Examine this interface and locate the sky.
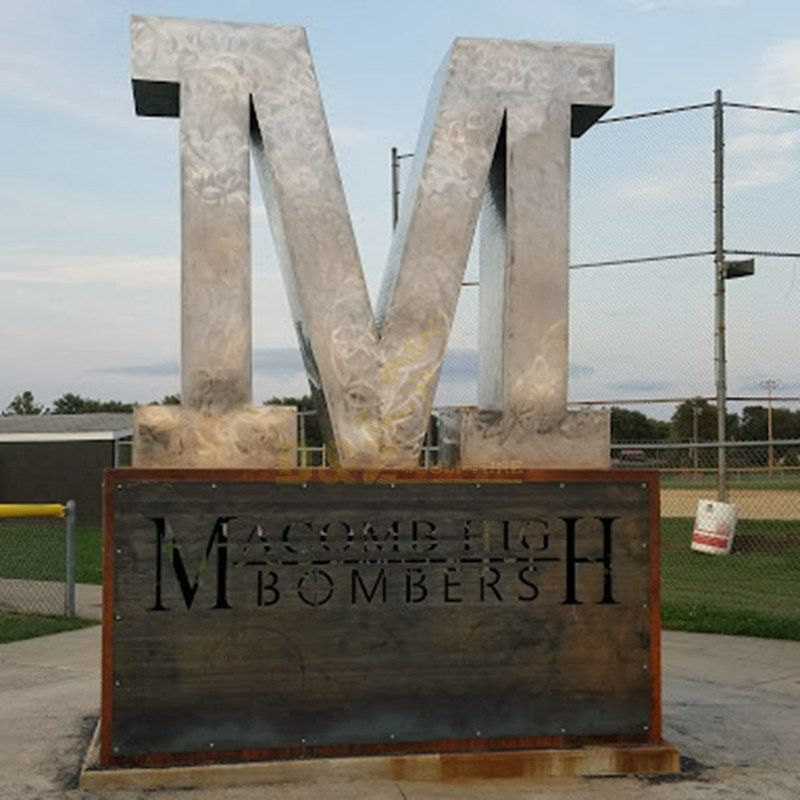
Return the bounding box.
[1,0,798,415]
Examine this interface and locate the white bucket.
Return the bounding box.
[691,499,739,555]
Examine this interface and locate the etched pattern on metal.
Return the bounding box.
[133,405,297,468]
[131,17,613,469]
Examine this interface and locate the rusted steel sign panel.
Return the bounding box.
[101,470,660,766]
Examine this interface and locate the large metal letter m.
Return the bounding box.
[131,16,613,470]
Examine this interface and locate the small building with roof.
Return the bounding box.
[0,413,132,527]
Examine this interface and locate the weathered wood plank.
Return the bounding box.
[104,470,657,764]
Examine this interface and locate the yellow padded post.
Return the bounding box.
[0,504,65,519]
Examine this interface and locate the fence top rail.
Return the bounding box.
[724,100,800,115]
[597,101,714,123]
[571,396,800,405]
[594,99,800,125]
[0,503,65,520]
[612,439,800,451]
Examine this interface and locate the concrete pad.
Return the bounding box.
[661,488,800,519]
[75,583,102,621]
[0,627,99,797]
[80,742,680,789]
[0,628,798,799]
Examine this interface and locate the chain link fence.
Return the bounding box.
[391,97,800,410]
[0,502,76,617]
[611,440,800,637]
[373,94,800,636]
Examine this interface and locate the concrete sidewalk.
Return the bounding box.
[0,628,798,799]
[75,583,102,621]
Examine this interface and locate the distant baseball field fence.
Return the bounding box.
[0,500,76,617]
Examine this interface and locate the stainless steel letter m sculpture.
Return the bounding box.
[131,15,613,470]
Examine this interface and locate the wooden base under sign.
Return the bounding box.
[79,724,680,790]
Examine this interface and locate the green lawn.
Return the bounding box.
[661,602,800,640]
[661,474,800,491]
[0,524,102,585]
[75,529,103,584]
[0,610,96,644]
[0,520,102,643]
[661,517,800,640]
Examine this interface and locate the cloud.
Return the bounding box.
[439,350,595,381]
[620,0,737,10]
[606,38,800,207]
[754,38,800,108]
[736,376,800,394]
[610,118,800,207]
[609,378,672,394]
[570,364,596,379]
[440,349,478,379]
[254,348,305,376]
[91,347,595,387]
[92,361,178,377]
[717,38,800,192]
[612,168,708,204]
[0,251,178,288]
[0,2,160,136]
[330,124,385,148]
[93,348,303,379]
[726,129,800,189]
[0,55,136,134]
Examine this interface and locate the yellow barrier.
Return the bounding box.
[0,503,65,520]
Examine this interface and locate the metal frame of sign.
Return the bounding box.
[100,468,662,768]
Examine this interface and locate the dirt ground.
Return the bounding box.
[661,488,800,520]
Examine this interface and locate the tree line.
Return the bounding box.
[5,391,799,445]
[3,390,179,416]
[612,398,800,443]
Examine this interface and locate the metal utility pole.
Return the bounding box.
[390,147,414,229]
[713,89,729,502]
[761,379,779,472]
[65,499,76,617]
[391,147,400,228]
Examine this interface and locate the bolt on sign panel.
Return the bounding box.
[102,470,659,766]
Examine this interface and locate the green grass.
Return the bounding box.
[74,528,102,584]
[662,602,800,640]
[661,517,800,640]
[0,610,96,644]
[661,474,800,491]
[1,517,798,640]
[0,524,102,585]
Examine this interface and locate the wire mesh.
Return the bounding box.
[571,255,716,404]
[614,440,800,634]
[380,98,800,634]
[572,104,714,266]
[396,99,800,413]
[725,104,800,256]
[0,514,68,616]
